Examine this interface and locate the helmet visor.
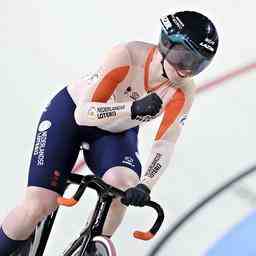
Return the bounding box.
[159,31,210,76]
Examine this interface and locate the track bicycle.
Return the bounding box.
[12,173,164,256]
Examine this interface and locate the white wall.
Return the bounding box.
[1,0,256,255]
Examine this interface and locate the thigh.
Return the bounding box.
[83,127,142,178]
[28,88,81,195]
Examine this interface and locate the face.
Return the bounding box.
[159,33,210,78]
[163,58,191,81]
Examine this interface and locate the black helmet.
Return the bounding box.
[159,11,219,76]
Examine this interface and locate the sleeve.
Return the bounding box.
[141,86,195,190]
[74,44,132,126]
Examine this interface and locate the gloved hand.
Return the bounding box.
[131,93,163,120]
[121,183,151,207]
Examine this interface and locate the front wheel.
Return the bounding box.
[91,236,117,256]
[74,236,117,256]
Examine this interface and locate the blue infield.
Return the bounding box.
[206,211,256,255]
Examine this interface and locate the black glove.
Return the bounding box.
[121,184,151,207]
[131,93,163,120]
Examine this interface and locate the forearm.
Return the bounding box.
[74,101,132,126]
[141,140,175,190]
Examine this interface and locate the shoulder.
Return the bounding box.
[102,43,131,66]
[101,40,157,68]
[126,40,156,51]
[164,78,196,114]
[125,41,156,66]
[177,78,197,104]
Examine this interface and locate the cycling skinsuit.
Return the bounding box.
[28,41,195,194]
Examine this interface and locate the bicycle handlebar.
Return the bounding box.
[57,174,164,241]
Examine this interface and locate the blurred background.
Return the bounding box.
[1,0,256,255]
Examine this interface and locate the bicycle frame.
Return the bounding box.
[62,175,117,256]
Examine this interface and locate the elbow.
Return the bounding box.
[74,107,95,126]
[74,107,84,125]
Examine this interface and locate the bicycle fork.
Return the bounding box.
[64,193,113,256]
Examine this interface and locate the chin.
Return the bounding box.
[163,62,179,81]
[166,69,181,81]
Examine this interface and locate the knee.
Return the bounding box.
[102,166,140,191]
[22,187,58,223]
[23,200,53,222]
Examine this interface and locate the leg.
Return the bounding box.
[2,187,58,240]
[101,166,139,236]
[83,127,141,237]
[0,88,81,254]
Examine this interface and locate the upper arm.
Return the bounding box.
[155,87,194,142]
[90,44,131,103]
[74,44,133,126]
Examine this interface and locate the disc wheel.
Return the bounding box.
[74,236,117,256]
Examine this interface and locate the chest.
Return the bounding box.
[112,66,146,102]
[112,66,172,103]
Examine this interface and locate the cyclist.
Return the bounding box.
[0,11,218,254]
